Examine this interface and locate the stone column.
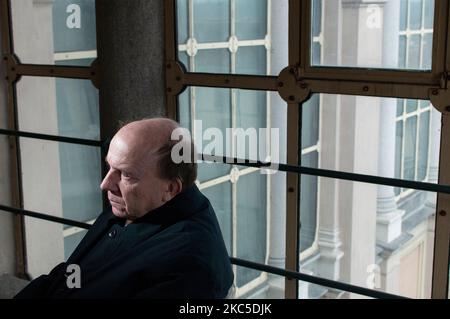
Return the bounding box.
[376,0,404,246]
[315,0,344,287]
[96,0,166,139]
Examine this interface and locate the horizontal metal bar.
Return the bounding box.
[183,72,279,91]
[230,257,407,299]
[199,154,450,194]
[15,64,94,80]
[0,129,102,147]
[0,204,91,229]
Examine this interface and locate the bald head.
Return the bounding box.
[114,118,181,159]
[101,118,197,222]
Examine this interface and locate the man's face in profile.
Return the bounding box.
[100,133,170,222]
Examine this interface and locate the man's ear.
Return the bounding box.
[163,178,183,202]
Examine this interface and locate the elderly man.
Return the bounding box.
[15,118,234,298]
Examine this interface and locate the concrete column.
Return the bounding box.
[266,0,288,299]
[96,0,166,139]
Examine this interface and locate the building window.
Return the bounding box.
[395,0,434,197]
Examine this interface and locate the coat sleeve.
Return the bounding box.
[13,262,67,299]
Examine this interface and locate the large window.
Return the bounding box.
[171,0,449,299]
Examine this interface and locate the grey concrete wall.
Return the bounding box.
[96,0,166,138]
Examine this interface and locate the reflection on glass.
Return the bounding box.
[235,0,267,41]
[11,0,96,66]
[236,173,267,288]
[301,94,439,188]
[236,46,266,76]
[16,76,99,140]
[311,0,435,70]
[201,182,232,253]
[299,177,436,298]
[176,0,287,76]
[194,0,229,43]
[300,152,318,253]
[196,49,230,73]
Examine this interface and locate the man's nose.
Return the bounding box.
[100,170,118,192]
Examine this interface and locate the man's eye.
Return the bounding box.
[121,172,131,178]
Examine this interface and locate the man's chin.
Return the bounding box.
[111,206,127,218]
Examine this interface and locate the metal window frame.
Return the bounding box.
[165,0,450,299]
[0,0,100,279]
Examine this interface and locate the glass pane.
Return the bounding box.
[64,229,88,260]
[53,0,96,53]
[235,90,266,161]
[302,94,320,149]
[404,116,418,181]
[302,94,440,185]
[397,99,405,117]
[409,0,423,30]
[400,0,408,31]
[424,0,435,29]
[177,0,288,76]
[195,49,230,73]
[417,111,430,181]
[420,100,431,109]
[11,0,96,66]
[236,172,267,288]
[194,0,229,43]
[20,138,102,224]
[408,34,422,69]
[15,76,99,140]
[399,36,407,68]
[299,177,437,298]
[59,143,102,224]
[235,0,267,41]
[422,33,433,69]
[196,87,231,181]
[236,46,266,76]
[179,51,190,72]
[300,152,318,253]
[312,0,322,37]
[201,182,232,253]
[312,42,322,66]
[312,0,434,70]
[177,0,189,45]
[406,99,418,113]
[178,88,191,130]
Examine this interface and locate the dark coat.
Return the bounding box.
[14,185,234,299]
